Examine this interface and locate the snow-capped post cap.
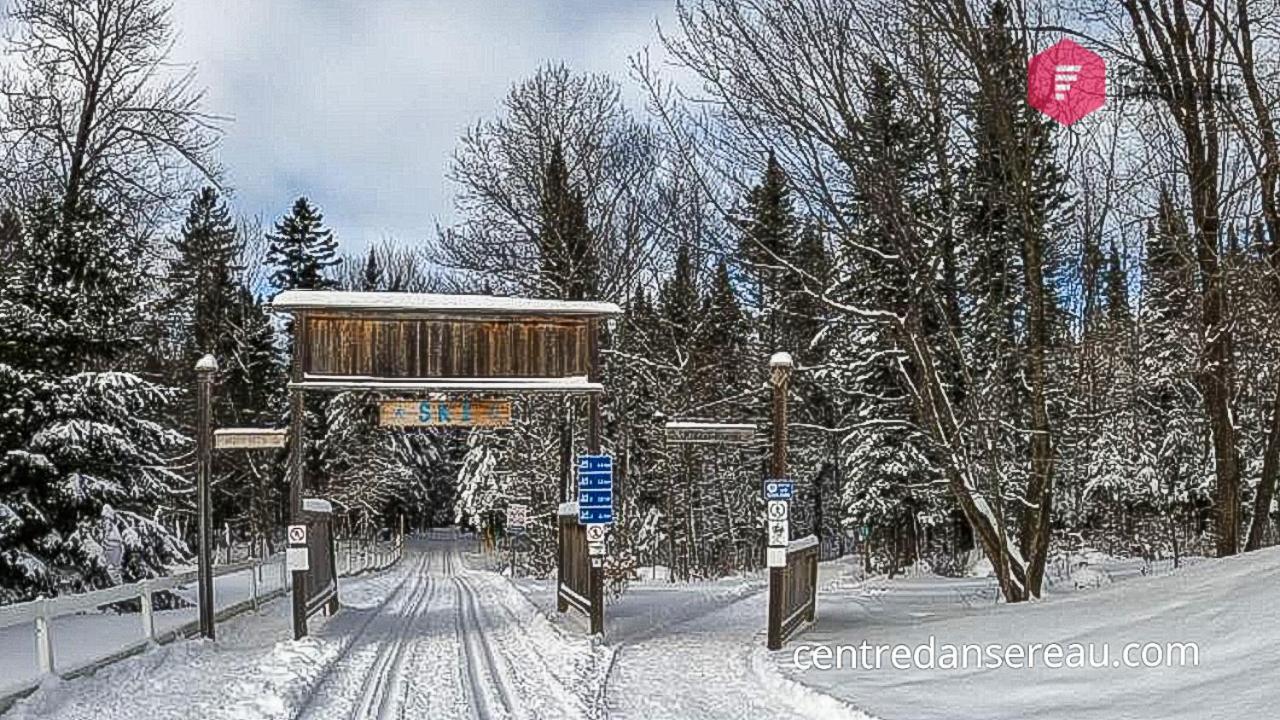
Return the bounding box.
[194,354,218,373]
[769,352,794,369]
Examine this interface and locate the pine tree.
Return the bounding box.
[167,187,241,358]
[738,150,796,351]
[694,260,747,410]
[266,197,341,292]
[834,61,948,571]
[538,143,596,300]
[0,200,187,601]
[360,245,383,291]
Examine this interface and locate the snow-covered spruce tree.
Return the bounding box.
[736,150,796,355]
[0,200,188,601]
[266,197,341,293]
[1131,194,1210,561]
[835,62,949,574]
[165,187,242,364]
[267,197,341,515]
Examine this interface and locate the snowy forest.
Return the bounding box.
[4,0,1280,607]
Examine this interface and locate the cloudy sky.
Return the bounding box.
[169,0,675,253]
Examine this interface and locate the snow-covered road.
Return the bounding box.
[4,534,605,720]
[294,538,600,720]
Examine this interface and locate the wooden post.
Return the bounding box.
[586,318,604,636]
[289,311,309,640]
[195,354,217,641]
[34,596,54,675]
[140,585,156,642]
[767,351,792,651]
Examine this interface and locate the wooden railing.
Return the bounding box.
[0,554,288,710]
[335,535,405,577]
[768,534,819,649]
[557,503,602,633]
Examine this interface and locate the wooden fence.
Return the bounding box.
[0,554,289,711]
[767,535,819,649]
[556,504,603,633]
[301,503,339,621]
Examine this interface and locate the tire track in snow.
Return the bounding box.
[356,556,435,720]
[452,547,524,720]
[294,551,433,720]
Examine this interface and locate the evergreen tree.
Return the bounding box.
[360,245,383,291]
[167,187,241,358]
[538,143,597,300]
[738,150,796,351]
[693,260,747,410]
[266,197,341,292]
[0,200,187,601]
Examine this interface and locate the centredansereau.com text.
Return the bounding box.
[792,637,1200,671]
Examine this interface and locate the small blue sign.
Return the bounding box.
[763,479,794,500]
[579,474,612,490]
[578,454,614,525]
[578,507,614,524]
[578,489,613,506]
[578,455,613,472]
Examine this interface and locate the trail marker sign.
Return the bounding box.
[764,480,794,500]
[577,454,613,525]
[287,524,309,571]
[664,421,756,445]
[214,428,287,450]
[506,503,529,533]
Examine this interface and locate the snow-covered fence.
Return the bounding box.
[335,534,405,577]
[0,554,288,709]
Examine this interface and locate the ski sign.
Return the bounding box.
[378,398,512,428]
[577,454,613,525]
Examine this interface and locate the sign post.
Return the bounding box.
[664,422,756,445]
[506,502,528,576]
[213,428,287,450]
[767,352,792,651]
[578,453,612,635]
[194,355,217,641]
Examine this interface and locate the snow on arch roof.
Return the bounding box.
[270,290,623,317]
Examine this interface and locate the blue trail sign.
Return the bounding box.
[763,479,794,500]
[577,454,614,525]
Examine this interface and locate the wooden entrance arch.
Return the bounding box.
[271,290,621,638]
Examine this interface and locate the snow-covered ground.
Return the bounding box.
[0,561,289,700]
[4,533,605,720]
[6,536,1275,720]
[776,547,1280,720]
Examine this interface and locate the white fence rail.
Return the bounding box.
[0,534,405,712]
[336,534,405,577]
[0,554,288,709]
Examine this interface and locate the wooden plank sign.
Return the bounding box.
[379,398,512,428]
[664,422,756,445]
[214,428,287,450]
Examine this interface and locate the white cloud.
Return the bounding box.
[169,0,675,253]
